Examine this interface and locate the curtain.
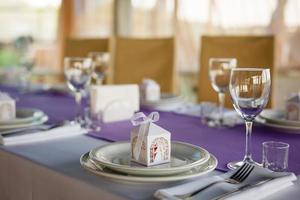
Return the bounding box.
[125,0,300,72]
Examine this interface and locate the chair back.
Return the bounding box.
[64,38,109,57]
[110,37,175,93]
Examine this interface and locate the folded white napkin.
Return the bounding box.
[0,123,87,145]
[0,92,16,121]
[154,165,297,200]
[140,79,161,102]
[90,84,139,122]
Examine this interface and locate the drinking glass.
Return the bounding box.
[209,58,237,126]
[88,52,110,85]
[84,107,102,132]
[262,141,289,172]
[64,57,93,124]
[228,68,271,169]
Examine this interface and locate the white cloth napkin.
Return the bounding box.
[154,165,297,200]
[90,84,139,122]
[0,123,87,145]
[140,79,160,102]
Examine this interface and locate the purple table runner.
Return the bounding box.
[2,85,300,174]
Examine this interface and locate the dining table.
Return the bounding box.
[0,84,300,200]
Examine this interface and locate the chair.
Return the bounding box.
[109,37,175,93]
[198,35,275,108]
[64,38,109,57]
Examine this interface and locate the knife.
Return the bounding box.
[211,178,275,200]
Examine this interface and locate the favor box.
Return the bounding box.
[130,113,171,166]
[140,79,160,102]
[285,93,300,121]
[0,93,16,121]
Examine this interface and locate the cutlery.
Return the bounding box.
[175,163,255,199]
[0,121,68,135]
[211,178,275,200]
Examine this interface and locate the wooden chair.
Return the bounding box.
[109,37,175,93]
[198,35,275,108]
[64,38,109,58]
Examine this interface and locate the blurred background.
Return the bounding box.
[0,0,300,108]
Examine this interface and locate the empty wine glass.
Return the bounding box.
[64,57,93,124]
[228,68,271,169]
[88,52,110,85]
[209,58,237,126]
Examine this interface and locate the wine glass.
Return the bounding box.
[228,68,271,169]
[87,52,110,85]
[209,58,237,126]
[64,57,93,124]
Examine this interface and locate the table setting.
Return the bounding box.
[0,55,300,200]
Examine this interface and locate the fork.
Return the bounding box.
[175,163,255,199]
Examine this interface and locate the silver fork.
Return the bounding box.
[175,163,255,199]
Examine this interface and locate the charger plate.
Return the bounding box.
[81,152,217,183]
[89,141,210,176]
[259,109,300,127]
[141,93,182,108]
[0,108,45,125]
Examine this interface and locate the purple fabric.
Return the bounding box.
[1,85,300,174]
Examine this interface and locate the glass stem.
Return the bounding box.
[244,120,253,162]
[218,92,225,124]
[75,92,82,122]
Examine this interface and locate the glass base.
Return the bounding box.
[227,160,261,170]
[203,117,227,128]
[86,123,101,132]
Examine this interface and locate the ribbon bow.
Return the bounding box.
[131,112,159,161]
[131,112,159,126]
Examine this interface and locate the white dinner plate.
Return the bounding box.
[81,152,217,183]
[141,93,182,110]
[256,116,300,133]
[259,109,300,127]
[89,141,210,176]
[0,108,45,125]
[0,115,48,131]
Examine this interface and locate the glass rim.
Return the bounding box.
[88,51,108,55]
[64,57,92,61]
[231,68,270,71]
[209,57,237,61]
[262,141,290,149]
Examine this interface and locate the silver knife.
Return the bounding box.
[211,178,275,200]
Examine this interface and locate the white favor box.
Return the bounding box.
[0,93,16,121]
[285,93,300,121]
[131,123,171,166]
[140,79,160,102]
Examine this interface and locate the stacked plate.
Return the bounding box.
[0,108,48,133]
[80,141,218,183]
[256,109,300,133]
[141,93,182,111]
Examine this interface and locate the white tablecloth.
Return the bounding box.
[0,135,299,200]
